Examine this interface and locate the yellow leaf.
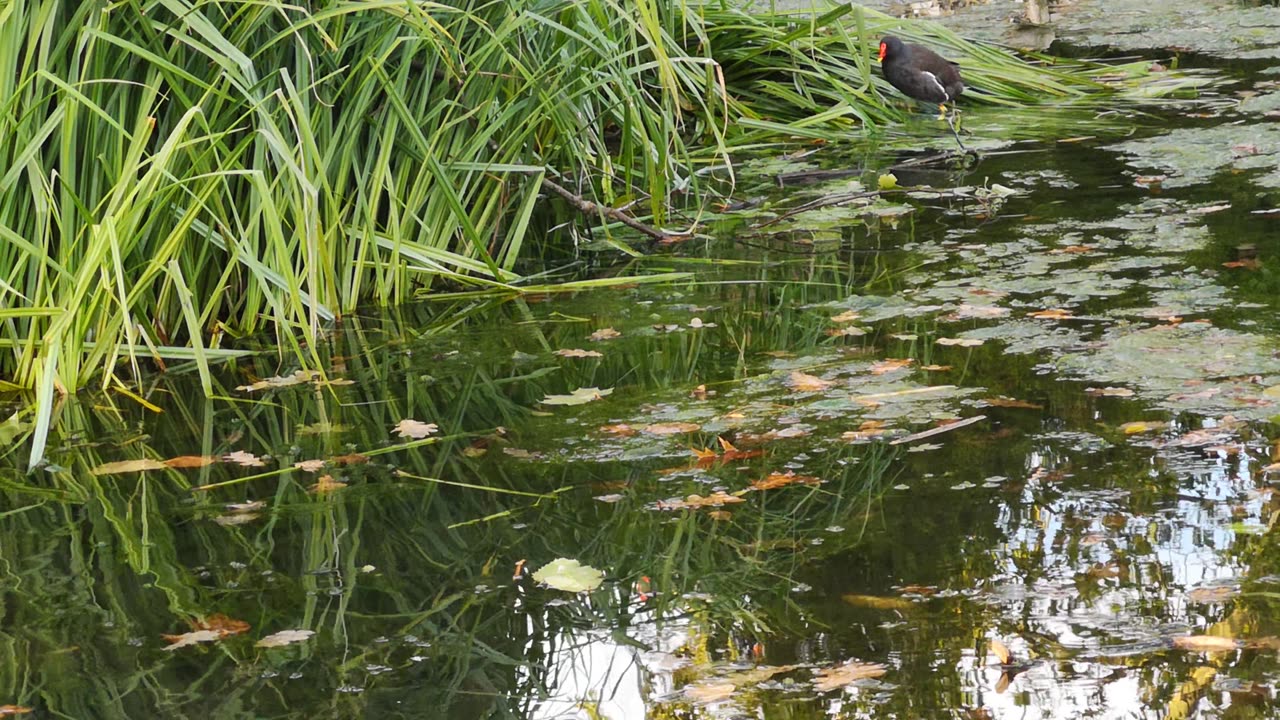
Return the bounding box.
[91,458,167,475]
[989,638,1012,665]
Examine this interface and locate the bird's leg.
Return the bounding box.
[943,107,968,152]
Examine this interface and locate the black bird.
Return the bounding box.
[877,36,968,148]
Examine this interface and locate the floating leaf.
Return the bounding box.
[195,614,251,636]
[813,661,887,692]
[1187,586,1238,603]
[162,630,222,651]
[394,419,439,439]
[786,371,832,392]
[554,348,603,358]
[643,422,700,435]
[870,359,914,375]
[331,453,369,466]
[1172,635,1239,653]
[751,471,822,490]
[1120,421,1167,434]
[600,424,638,436]
[532,558,605,592]
[1028,308,1075,320]
[256,629,315,648]
[214,513,260,526]
[309,475,347,494]
[236,370,322,392]
[164,455,216,469]
[684,682,735,704]
[936,337,984,347]
[841,594,913,610]
[541,387,613,406]
[831,310,861,323]
[91,458,167,475]
[589,327,621,341]
[1086,387,1135,397]
[223,450,266,467]
[656,492,745,510]
[984,397,1043,410]
[989,638,1012,665]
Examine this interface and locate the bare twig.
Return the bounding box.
[539,175,670,241]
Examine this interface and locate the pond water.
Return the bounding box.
[5,39,1280,720]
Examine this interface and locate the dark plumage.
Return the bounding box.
[877,36,964,118]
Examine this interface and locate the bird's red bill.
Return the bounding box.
[878,42,887,62]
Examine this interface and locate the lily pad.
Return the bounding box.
[532,558,605,593]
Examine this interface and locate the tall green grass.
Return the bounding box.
[0,0,1190,466]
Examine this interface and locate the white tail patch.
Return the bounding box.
[920,71,948,100]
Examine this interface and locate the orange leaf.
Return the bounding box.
[164,455,216,468]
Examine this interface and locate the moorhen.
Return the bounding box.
[878,36,968,149]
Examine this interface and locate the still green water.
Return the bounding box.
[5,60,1280,720]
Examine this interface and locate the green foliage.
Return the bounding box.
[0,0,1192,465]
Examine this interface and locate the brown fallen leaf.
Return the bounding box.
[554,348,604,358]
[786,371,832,392]
[657,492,745,510]
[600,424,639,437]
[1172,635,1239,653]
[1223,259,1260,270]
[1028,308,1074,320]
[223,450,266,467]
[293,459,325,472]
[989,638,1012,665]
[164,455,216,469]
[256,629,315,648]
[195,614,251,636]
[683,682,736,704]
[1085,387,1135,397]
[589,327,621,341]
[983,397,1043,410]
[813,660,887,692]
[870,358,914,375]
[827,326,867,337]
[751,471,822,491]
[644,422,701,436]
[309,475,347,494]
[0,706,32,715]
[841,594,913,611]
[831,310,861,323]
[936,337,984,347]
[330,453,369,466]
[91,458,168,475]
[162,629,223,651]
[394,419,439,439]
